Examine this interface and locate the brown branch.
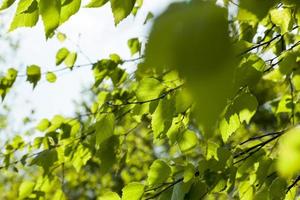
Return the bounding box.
[287,175,300,193]
[239,26,299,56]
[144,178,184,200]
[238,34,282,56]
[107,84,183,107]
[234,132,284,160]
[239,130,284,145]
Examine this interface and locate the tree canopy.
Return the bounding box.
[1,0,300,199]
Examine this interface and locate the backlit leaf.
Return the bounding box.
[177,129,198,152]
[95,113,115,147]
[122,182,144,200]
[19,181,35,199]
[46,72,57,83]
[9,0,39,31]
[39,0,61,38]
[110,0,136,25]
[26,64,41,88]
[0,0,16,11]
[56,47,70,65]
[147,159,171,186]
[127,38,141,56]
[64,52,77,68]
[85,0,108,8]
[136,78,164,101]
[101,191,121,200]
[31,149,58,174]
[270,8,292,34]
[60,0,81,24]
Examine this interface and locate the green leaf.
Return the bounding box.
[219,114,240,143]
[0,68,18,100]
[268,177,287,200]
[36,118,50,131]
[26,65,41,88]
[56,47,70,65]
[235,54,264,89]
[277,127,300,178]
[122,182,144,200]
[31,149,58,174]
[143,12,154,24]
[175,88,193,113]
[240,0,275,20]
[0,0,16,11]
[39,0,61,38]
[71,143,91,172]
[177,129,198,152]
[171,180,192,200]
[279,52,298,74]
[220,91,258,142]
[64,52,77,68]
[276,95,292,113]
[97,136,119,174]
[151,97,174,139]
[185,180,208,200]
[136,78,164,101]
[110,0,136,25]
[127,38,141,56]
[166,116,181,145]
[85,0,108,8]
[60,0,81,24]
[95,113,115,147]
[183,163,195,183]
[270,8,292,34]
[19,181,35,199]
[9,0,39,31]
[101,191,121,200]
[147,159,171,186]
[46,72,57,83]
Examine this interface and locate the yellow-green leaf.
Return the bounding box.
[56,47,70,65]
[60,0,81,24]
[147,159,171,186]
[64,52,77,68]
[100,191,121,200]
[26,64,41,88]
[9,0,39,31]
[270,8,292,34]
[110,0,136,25]
[39,0,61,38]
[46,72,57,83]
[177,129,198,152]
[19,181,35,199]
[122,182,144,200]
[95,113,115,147]
[136,78,164,101]
[0,0,16,11]
[85,0,108,8]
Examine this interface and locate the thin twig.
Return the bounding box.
[287,175,300,193]
[239,131,284,145]
[144,178,184,200]
[107,84,183,107]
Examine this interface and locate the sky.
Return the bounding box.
[0,0,177,133]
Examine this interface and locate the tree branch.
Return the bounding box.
[107,84,183,107]
[287,175,300,193]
